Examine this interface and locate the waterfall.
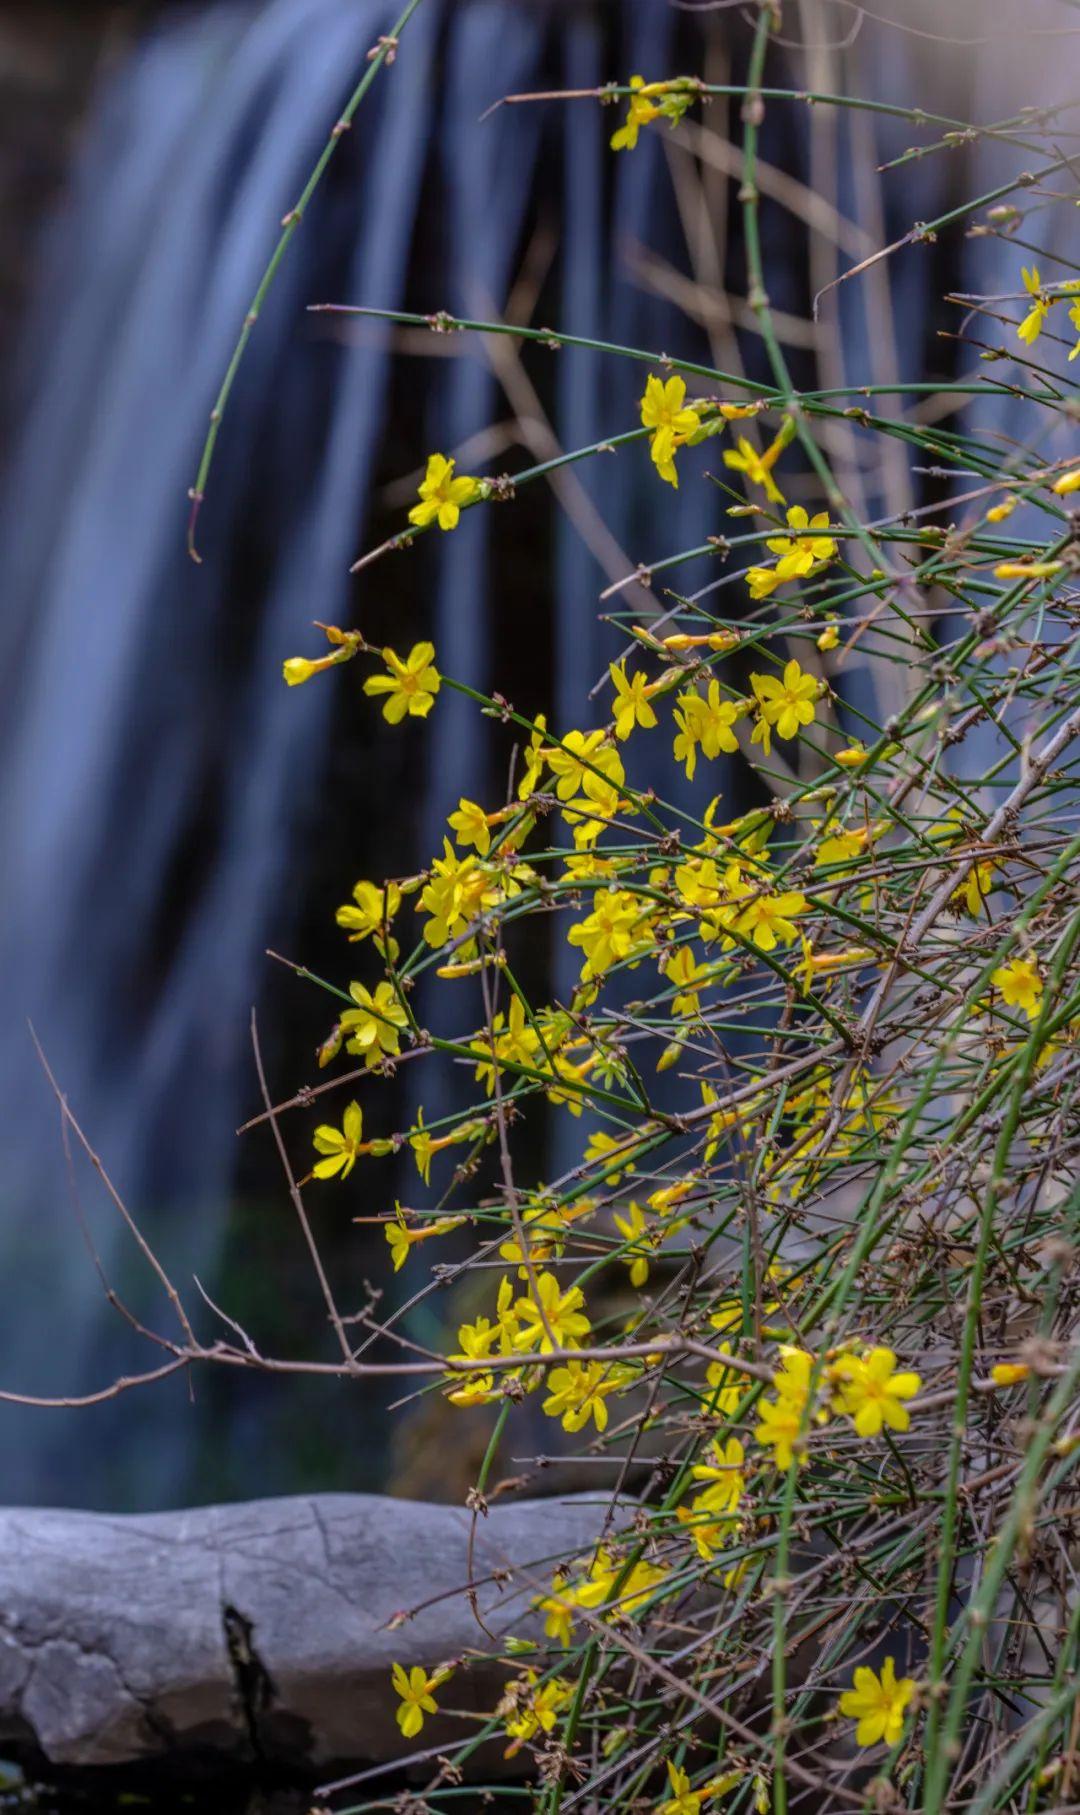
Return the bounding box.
[0,0,1063,1508]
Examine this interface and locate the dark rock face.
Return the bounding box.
[0,1493,607,1775]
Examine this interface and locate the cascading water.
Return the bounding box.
[0,0,1065,1508]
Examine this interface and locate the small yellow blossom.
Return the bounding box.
[991,1362,1030,1387]
[516,714,549,799]
[448,796,493,855]
[536,1576,575,1647]
[830,1347,921,1437]
[722,424,792,504]
[567,887,655,980]
[547,728,624,801]
[471,994,541,1092]
[363,642,441,723]
[736,889,808,952]
[690,1436,745,1515]
[753,1393,807,1470]
[657,1760,737,1815]
[986,493,1017,521]
[640,374,702,487]
[952,858,996,919]
[542,1360,627,1432]
[335,879,401,945]
[610,661,659,737]
[613,1199,652,1287]
[512,1270,591,1354]
[385,1206,465,1273]
[750,659,818,741]
[610,77,693,153]
[838,1657,915,1748]
[766,505,838,581]
[817,621,840,651]
[340,979,408,1067]
[408,453,480,531]
[502,1671,572,1756]
[391,1661,448,1738]
[311,1101,365,1180]
[1053,467,1080,495]
[991,956,1043,1019]
[1017,265,1049,346]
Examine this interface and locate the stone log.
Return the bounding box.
[0,1491,607,1777]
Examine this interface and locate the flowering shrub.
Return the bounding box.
[125,7,1080,1812]
[263,31,1080,1810]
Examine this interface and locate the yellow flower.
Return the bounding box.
[610,661,659,738]
[387,1207,465,1274]
[838,1657,915,1748]
[448,796,493,855]
[1017,265,1049,346]
[572,1546,667,1619]
[419,839,503,946]
[408,1108,483,1184]
[658,1759,730,1815]
[952,858,996,919]
[391,1661,447,1738]
[512,1270,591,1354]
[722,426,791,504]
[471,994,541,1091]
[1054,467,1080,495]
[830,1347,921,1437]
[689,1436,745,1516]
[567,887,654,980]
[750,659,818,741]
[671,684,744,779]
[547,728,624,801]
[991,1361,1030,1387]
[610,75,663,150]
[335,879,401,945]
[518,713,549,798]
[613,1200,652,1287]
[640,374,702,487]
[339,979,408,1067]
[536,1576,576,1647]
[311,1101,365,1180]
[610,76,692,152]
[746,564,784,599]
[542,1360,627,1432]
[736,889,807,952]
[765,505,838,581]
[991,956,1043,1019]
[363,642,441,723]
[502,1670,572,1756]
[408,453,480,531]
[753,1393,806,1470]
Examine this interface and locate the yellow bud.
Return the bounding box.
[991,1363,1030,1386]
[986,494,1017,522]
[994,560,1064,580]
[816,623,839,651]
[1052,467,1080,495]
[283,657,317,686]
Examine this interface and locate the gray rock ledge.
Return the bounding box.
[0,1492,608,1775]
